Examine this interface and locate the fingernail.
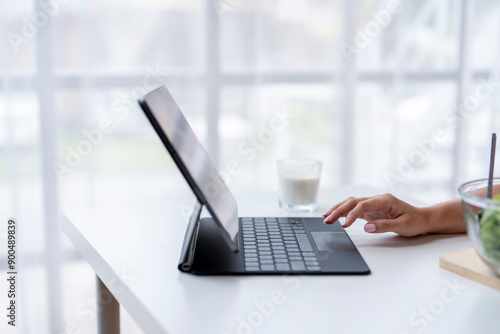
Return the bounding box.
[342,218,349,226]
[364,223,376,233]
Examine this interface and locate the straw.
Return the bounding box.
[487,133,497,199]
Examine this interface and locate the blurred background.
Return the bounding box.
[1,0,500,333]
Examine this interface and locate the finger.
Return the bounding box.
[323,197,366,224]
[364,217,419,237]
[363,219,396,233]
[343,196,394,227]
[322,197,354,217]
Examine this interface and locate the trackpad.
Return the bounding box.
[311,231,356,251]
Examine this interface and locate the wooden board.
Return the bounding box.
[440,248,500,291]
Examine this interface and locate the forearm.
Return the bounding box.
[469,184,500,198]
[424,199,465,234]
[424,184,500,234]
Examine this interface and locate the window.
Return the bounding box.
[1,0,499,332]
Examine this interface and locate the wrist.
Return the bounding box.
[421,199,466,234]
[420,206,435,234]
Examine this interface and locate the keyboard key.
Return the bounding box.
[302,252,316,257]
[290,261,306,271]
[246,267,260,272]
[273,250,286,254]
[272,245,285,250]
[258,247,271,251]
[306,266,322,271]
[245,249,257,253]
[274,254,287,258]
[276,264,291,271]
[244,245,256,249]
[259,251,272,255]
[304,260,320,266]
[261,259,274,264]
[259,255,273,260]
[289,256,303,261]
[288,252,301,257]
[275,258,289,263]
[244,253,258,258]
[286,247,300,252]
[260,265,275,271]
[246,261,259,266]
[296,234,314,252]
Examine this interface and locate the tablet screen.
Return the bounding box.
[139,86,239,251]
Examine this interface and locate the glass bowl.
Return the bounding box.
[458,178,500,276]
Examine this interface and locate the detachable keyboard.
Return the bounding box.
[241,217,321,273]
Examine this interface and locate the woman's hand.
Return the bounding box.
[322,193,432,237]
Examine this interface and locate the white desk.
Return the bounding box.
[62,185,500,334]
